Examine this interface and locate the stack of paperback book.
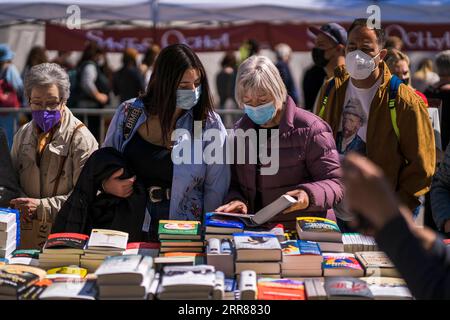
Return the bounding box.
[355,251,399,277]
[157,265,218,300]
[234,233,282,277]
[45,266,88,280]
[39,233,89,270]
[80,229,128,273]
[342,233,378,253]
[8,249,40,266]
[360,277,413,300]
[38,278,97,300]
[18,278,53,300]
[296,217,344,252]
[0,209,19,259]
[257,278,306,300]
[158,220,203,254]
[324,277,373,300]
[123,242,160,257]
[322,252,364,277]
[96,254,155,300]
[280,240,323,277]
[0,265,46,300]
[204,212,244,241]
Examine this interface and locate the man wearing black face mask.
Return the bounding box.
[303,23,346,112]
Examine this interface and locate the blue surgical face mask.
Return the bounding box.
[176,85,202,110]
[244,101,276,125]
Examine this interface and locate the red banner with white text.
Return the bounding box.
[45,22,450,53]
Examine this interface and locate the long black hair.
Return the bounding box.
[140,44,215,144]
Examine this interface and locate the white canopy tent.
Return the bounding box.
[0,0,448,23]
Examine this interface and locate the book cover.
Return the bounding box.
[11,249,40,259]
[39,279,97,300]
[47,267,88,278]
[161,265,216,290]
[361,277,412,299]
[297,217,341,233]
[0,265,46,295]
[325,277,373,299]
[87,229,128,251]
[158,220,201,237]
[224,278,236,292]
[257,278,306,300]
[281,240,300,255]
[234,233,281,250]
[281,240,321,256]
[204,212,245,230]
[208,195,296,227]
[124,242,160,257]
[355,251,395,268]
[95,255,153,278]
[244,223,286,240]
[44,233,89,250]
[298,240,322,255]
[323,253,363,271]
[126,242,160,250]
[19,279,53,300]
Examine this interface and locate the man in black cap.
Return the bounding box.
[302,23,347,111]
[309,22,347,79]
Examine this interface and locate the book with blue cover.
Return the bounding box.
[298,240,322,255]
[204,212,245,234]
[281,240,323,276]
[208,195,297,227]
[281,240,321,256]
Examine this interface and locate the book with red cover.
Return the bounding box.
[123,242,160,258]
[126,242,161,250]
[43,233,89,251]
[257,278,306,300]
[323,253,364,277]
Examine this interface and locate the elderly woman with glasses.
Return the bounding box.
[10,62,98,249]
[216,56,343,227]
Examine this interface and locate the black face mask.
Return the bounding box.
[312,47,330,68]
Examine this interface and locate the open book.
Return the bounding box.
[210,195,297,227]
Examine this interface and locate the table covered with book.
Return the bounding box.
[0,206,416,300]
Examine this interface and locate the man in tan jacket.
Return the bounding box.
[10,62,98,248]
[316,19,435,224]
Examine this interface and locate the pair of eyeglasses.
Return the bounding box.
[29,100,62,110]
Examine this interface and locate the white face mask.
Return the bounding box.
[345,50,380,80]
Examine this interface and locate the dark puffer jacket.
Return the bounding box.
[225,96,343,226]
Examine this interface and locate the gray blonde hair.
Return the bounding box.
[436,50,450,77]
[235,55,287,108]
[274,43,292,61]
[24,62,70,102]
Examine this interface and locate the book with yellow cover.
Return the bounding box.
[296,217,342,242]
